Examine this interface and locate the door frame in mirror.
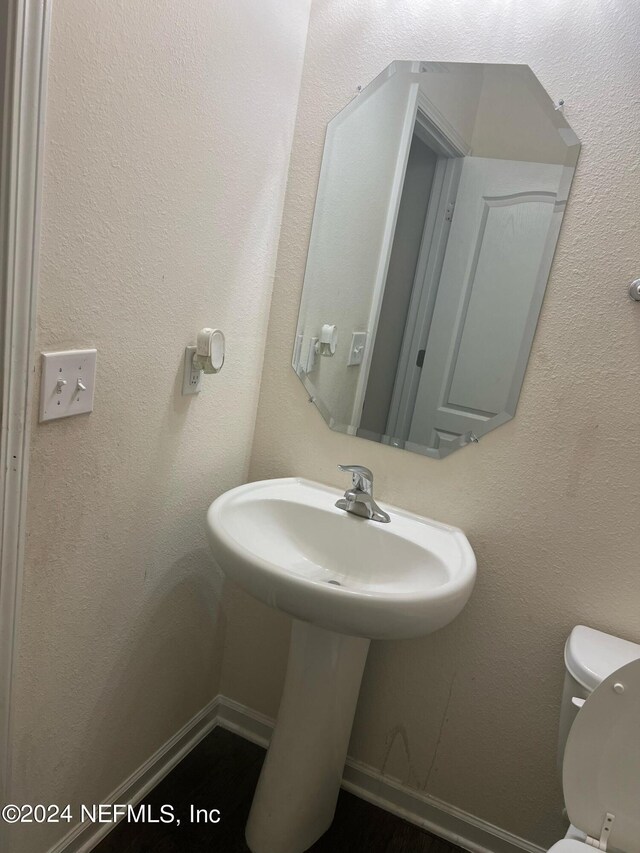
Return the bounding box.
[351,86,471,437]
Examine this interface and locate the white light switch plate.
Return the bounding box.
[347,331,367,366]
[40,349,97,422]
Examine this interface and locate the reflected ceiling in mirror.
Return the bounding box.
[292,61,580,458]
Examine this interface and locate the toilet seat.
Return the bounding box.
[562,658,640,853]
[548,842,591,853]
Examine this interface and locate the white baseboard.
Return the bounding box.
[47,697,221,853]
[341,760,544,853]
[215,695,545,853]
[48,693,545,853]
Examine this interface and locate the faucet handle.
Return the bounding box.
[338,464,373,493]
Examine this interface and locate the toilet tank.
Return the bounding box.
[558,625,640,771]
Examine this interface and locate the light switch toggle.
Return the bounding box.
[77,379,87,392]
[56,379,67,394]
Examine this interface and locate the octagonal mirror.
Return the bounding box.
[292,61,580,458]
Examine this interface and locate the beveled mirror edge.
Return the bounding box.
[291,60,581,459]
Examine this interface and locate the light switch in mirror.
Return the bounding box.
[292,61,579,458]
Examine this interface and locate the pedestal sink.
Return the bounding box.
[206,477,476,853]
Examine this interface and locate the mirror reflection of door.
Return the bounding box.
[359,111,463,442]
[358,106,465,446]
[405,159,566,454]
[360,147,567,455]
[293,62,580,458]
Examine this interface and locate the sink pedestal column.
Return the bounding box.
[245,619,370,853]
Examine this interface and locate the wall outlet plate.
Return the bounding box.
[182,346,202,395]
[40,349,97,422]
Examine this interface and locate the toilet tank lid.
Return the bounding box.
[565,626,640,691]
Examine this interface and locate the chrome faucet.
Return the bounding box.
[335,464,390,523]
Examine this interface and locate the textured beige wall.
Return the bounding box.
[231,0,640,848]
[8,1,309,851]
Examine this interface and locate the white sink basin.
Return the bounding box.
[206,476,476,853]
[206,476,475,640]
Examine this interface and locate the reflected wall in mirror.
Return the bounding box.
[292,62,580,458]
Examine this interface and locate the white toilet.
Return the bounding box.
[550,625,640,852]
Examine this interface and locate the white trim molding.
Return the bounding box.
[46,698,221,853]
[415,89,471,158]
[0,0,52,826]
[43,693,546,853]
[214,696,545,853]
[341,761,544,853]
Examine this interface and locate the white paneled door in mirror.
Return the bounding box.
[292,62,580,458]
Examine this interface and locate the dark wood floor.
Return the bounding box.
[94,728,464,853]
